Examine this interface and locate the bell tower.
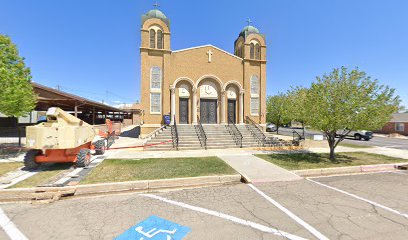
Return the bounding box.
[140,6,172,134]
[235,19,267,125]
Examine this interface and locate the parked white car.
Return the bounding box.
[266,123,277,132]
[336,130,373,141]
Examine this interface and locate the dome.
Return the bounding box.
[142,9,170,28]
[145,9,168,21]
[240,25,260,37]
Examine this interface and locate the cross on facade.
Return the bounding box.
[153,0,159,8]
[246,18,252,26]
[206,50,213,63]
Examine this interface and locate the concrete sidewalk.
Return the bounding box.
[218,154,302,183]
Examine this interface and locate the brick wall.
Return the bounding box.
[376,122,408,136]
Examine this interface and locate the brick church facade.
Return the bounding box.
[139,9,267,136]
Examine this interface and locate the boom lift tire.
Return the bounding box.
[76,148,91,167]
[24,149,41,169]
[94,140,106,155]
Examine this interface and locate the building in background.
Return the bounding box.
[377,113,408,136]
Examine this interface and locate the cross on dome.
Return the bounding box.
[153,0,160,8]
[246,18,252,26]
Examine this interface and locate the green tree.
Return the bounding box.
[266,93,290,134]
[302,67,400,161]
[286,87,308,136]
[0,34,36,117]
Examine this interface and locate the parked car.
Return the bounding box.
[36,116,47,124]
[266,123,277,132]
[336,130,373,141]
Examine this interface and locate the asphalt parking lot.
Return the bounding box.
[1,171,408,240]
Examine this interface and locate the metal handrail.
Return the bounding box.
[292,130,303,146]
[226,116,243,148]
[245,116,266,147]
[195,116,207,149]
[172,115,179,150]
[143,124,166,140]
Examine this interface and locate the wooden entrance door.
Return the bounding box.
[228,100,236,124]
[179,98,189,124]
[200,99,217,124]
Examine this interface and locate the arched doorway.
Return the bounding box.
[178,83,190,124]
[223,81,244,124]
[198,79,220,124]
[226,86,237,123]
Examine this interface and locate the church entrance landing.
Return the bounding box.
[200,99,217,124]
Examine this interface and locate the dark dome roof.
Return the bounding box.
[239,25,260,37]
[142,9,170,28]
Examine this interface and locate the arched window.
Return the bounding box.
[250,43,255,59]
[255,44,260,60]
[157,30,163,49]
[149,29,156,48]
[150,66,162,114]
[250,75,259,116]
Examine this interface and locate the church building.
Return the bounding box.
[139,8,267,136]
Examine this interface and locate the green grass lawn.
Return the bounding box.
[81,157,236,184]
[11,163,72,188]
[0,162,23,176]
[338,143,372,148]
[256,152,408,170]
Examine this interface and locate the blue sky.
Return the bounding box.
[1,0,407,107]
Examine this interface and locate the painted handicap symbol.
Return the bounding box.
[135,226,177,240]
[115,215,191,240]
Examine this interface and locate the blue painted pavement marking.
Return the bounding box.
[115,215,191,240]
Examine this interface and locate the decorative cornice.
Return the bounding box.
[140,47,172,53]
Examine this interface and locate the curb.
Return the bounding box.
[0,174,242,203]
[293,162,408,177]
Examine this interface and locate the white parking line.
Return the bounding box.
[248,184,329,240]
[0,170,39,189]
[307,178,408,220]
[141,193,307,240]
[0,207,28,240]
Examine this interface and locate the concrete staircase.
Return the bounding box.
[235,124,263,148]
[177,125,203,150]
[144,124,264,151]
[202,125,238,149]
[144,126,174,151]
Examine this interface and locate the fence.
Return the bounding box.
[0,127,25,147]
[0,127,26,159]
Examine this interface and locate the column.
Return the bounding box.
[170,86,176,125]
[239,91,244,124]
[92,107,96,125]
[74,105,78,117]
[221,91,226,124]
[192,87,197,124]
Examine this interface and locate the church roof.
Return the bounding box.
[142,9,170,28]
[173,44,243,60]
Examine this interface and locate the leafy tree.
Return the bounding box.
[266,93,290,134]
[286,87,308,137]
[0,34,36,117]
[302,67,400,161]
